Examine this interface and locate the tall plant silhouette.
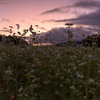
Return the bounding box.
[65,23,73,46]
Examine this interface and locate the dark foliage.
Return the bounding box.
[82,34,100,47]
[0,35,28,45]
[55,41,82,47]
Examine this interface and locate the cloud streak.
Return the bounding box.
[2,18,10,22]
[40,7,64,15]
[72,1,100,9]
[42,8,100,33]
[40,0,100,15]
[39,27,48,31]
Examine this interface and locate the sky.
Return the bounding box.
[0,0,100,43]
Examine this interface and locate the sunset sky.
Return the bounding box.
[0,0,100,43]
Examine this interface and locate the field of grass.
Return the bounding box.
[0,25,100,100]
[0,41,100,100]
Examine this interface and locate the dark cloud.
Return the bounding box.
[42,9,100,32]
[39,27,48,31]
[42,19,56,23]
[40,0,100,16]
[0,3,10,6]
[2,18,10,22]
[0,0,11,6]
[39,27,94,42]
[21,20,25,22]
[73,1,100,9]
[40,7,64,15]
[26,26,95,43]
[32,18,41,21]
[57,9,100,28]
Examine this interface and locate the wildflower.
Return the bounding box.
[31,70,34,73]
[67,69,71,74]
[21,48,25,51]
[88,78,94,84]
[61,76,64,79]
[60,84,64,87]
[18,32,21,35]
[73,67,77,70]
[32,64,35,67]
[70,86,75,89]
[97,70,100,73]
[88,55,93,58]
[32,78,37,82]
[78,62,86,66]
[18,86,23,93]
[80,75,84,78]
[8,66,11,70]
[16,24,20,29]
[44,81,50,84]
[55,91,59,95]
[9,26,13,28]
[10,29,12,33]
[96,82,100,85]
[25,69,27,72]
[6,70,13,75]
[79,85,82,87]
[83,96,86,99]
[25,94,29,96]
[66,79,71,82]
[76,60,81,63]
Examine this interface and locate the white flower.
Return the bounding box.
[80,75,84,78]
[60,84,64,87]
[70,86,75,89]
[83,96,86,99]
[32,78,37,82]
[25,94,29,96]
[31,70,34,73]
[44,81,50,84]
[76,60,81,63]
[8,66,11,70]
[66,79,71,82]
[67,69,71,74]
[88,55,93,58]
[79,85,82,87]
[97,70,100,74]
[88,78,94,84]
[6,70,13,75]
[18,86,23,93]
[61,76,64,79]
[21,48,25,51]
[73,67,77,70]
[25,69,27,72]
[78,62,86,66]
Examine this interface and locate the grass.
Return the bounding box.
[0,24,100,100]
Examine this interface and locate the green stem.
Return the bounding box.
[86,60,91,100]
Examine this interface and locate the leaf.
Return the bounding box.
[9,77,17,83]
[21,84,39,96]
[17,68,25,75]
[75,90,80,96]
[72,78,87,86]
[39,91,50,99]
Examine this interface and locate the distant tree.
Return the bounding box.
[82,34,100,47]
